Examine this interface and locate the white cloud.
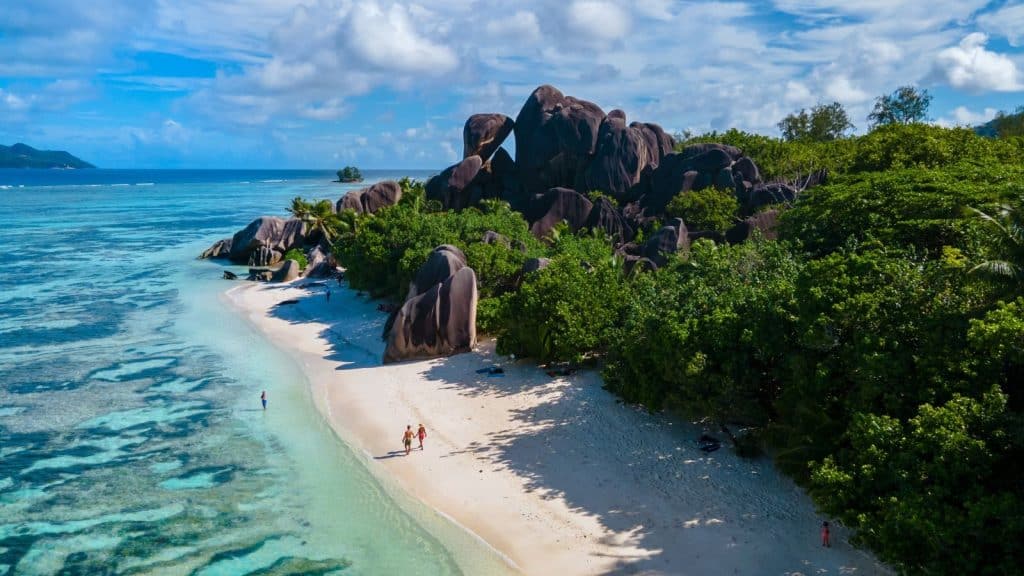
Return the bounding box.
[485,11,542,42]
[347,3,458,74]
[567,1,631,42]
[977,3,1024,47]
[933,33,1023,92]
[934,105,998,127]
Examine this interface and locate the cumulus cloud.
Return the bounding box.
[567,1,631,42]
[977,3,1024,47]
[934,105,998,127]
[933,33,1023,92]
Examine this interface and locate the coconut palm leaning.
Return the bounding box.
[288,197,344,243]
[968,197,1023,286]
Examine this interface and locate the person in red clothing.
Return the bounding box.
[417,424,427,450]
[821,521,831,547]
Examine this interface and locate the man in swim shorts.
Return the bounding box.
[403,425,414,455]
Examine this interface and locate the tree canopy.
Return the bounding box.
[778,102,854,142]
[868,85,932,127]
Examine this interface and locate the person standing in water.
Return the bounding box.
[402,425,414,455]
[821,521,831,547]
[261,390,267,410]
[326,289,331,303]
[417,424,427,450]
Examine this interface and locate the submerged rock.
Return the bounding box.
[200,238,232,259]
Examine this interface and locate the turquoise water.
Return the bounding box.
[0,171,511,575]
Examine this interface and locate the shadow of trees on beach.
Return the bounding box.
[261,282,878,575]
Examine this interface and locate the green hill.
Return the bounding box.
[0,143,95,169]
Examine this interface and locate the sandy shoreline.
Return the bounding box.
[225,279,887,576]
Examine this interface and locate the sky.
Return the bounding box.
[2,0,1023,169]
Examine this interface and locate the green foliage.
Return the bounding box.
[665,187,739,232]
[603,239,802,421]
[809,389,1024,575]
[868,85,932,127]
[490,235,626,364]
[778,102,854,142]
[283,248,308,269]
[335,196,540,301]
[337,166,363,181]
[780,163,1024,257]
[992,106,1024,138]
[967,196,1024,287]
[288,196,343,242]
[584,189,619,207]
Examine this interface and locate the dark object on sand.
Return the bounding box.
[476,366,505,376]
[276,299,300,306]
[223,270,238,280]
[698,434,721,453]
[545,367,577,377]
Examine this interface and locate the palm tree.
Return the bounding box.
[287,196,312,220]
[306,199,342,243]
[968,198,1023,284]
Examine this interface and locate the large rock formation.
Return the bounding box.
[642,218,689,268]
[304,243,336,277]
[336,180,402,214]
[384,246,478,364]
[426,155,484,210]
[228,217,306,265]
[463,114,514,162]
[200,238,232,259]
[584,196,634,242]
[726,209,780,244]
[271,259,301,283]
[529,187,594,239]
[578,111,651,202]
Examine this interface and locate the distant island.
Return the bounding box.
[336,166,363,183]
[0,143,95,169]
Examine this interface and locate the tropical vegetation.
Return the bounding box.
[299,89,1024,575]
[337,166,363,182]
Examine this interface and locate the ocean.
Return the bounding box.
[0,170,511,575]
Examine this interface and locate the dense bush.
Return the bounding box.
[665,187,739,232]
[490,234,627,364]
[283,248,308,269]
[603,238,802,421]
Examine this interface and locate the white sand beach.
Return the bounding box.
[226,280,888,576]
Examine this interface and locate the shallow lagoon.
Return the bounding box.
[0,171,510,575]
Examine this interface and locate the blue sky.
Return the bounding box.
[2,0,1023,169]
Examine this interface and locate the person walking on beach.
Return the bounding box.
[402,425,414,455]
[261,390,267,410]
[417,424,427,450]
[821,521,831,548]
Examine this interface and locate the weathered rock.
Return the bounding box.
[683,148,733,174]
[463,114,514,161]
[584,196,634,242]
[337,180,403,214]
[248,245,279,267]
[679,143,743,161]
[529,188,594,239]
[715,166,735,191]
[229,217,306,264]
[426,156,483,210]
[725,210,780,243]
[408,245,467,299]
[247,267,273,282]
[383,266,478,364]
[521,257,551,275]
[514,85,605,196]
[623,255,658,274]
[732,156,761,184]
[578,113,649,202]
[481,230,510,246]
[747,182,798,210]
[360,180,403,213]
[304,244,336,277]
[222,270,238,280]
[200,238,232,259]
[642,218,689,267]
[794,168,828,191]
[271,259,301,283]
[631,122,674,169]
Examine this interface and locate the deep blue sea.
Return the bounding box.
[0,170,511,575]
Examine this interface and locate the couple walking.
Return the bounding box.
[402,424,427,455]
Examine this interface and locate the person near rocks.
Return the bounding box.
[261,390,267,410]
[326,289,332,303]
[402,425,415,455]
[821,521,831,548]
[417,424,427,450]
